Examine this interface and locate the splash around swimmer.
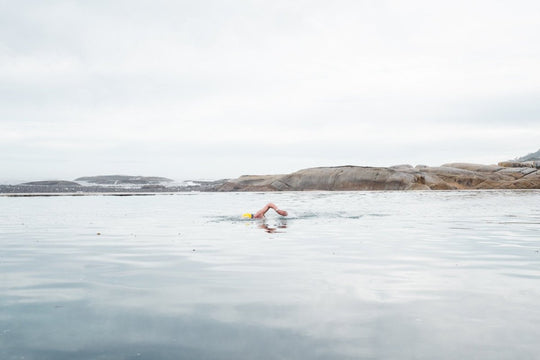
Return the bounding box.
[243,203,288,219]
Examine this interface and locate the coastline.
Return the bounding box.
[216,162,540,192]
[1,161,539,195]
[2,189,539,198]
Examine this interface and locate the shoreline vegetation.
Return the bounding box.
[1,158,539,196]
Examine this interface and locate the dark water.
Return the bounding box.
[1,191,539,359]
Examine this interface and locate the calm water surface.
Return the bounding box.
[1,191,539,359]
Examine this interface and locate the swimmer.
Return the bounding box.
[243,203,288,219]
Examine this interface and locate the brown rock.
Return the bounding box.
[278,166,418,191]
[216,163,540,192]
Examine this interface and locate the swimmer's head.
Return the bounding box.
[242,213,253,219]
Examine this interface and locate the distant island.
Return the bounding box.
[1,151,539,195]
[1,175,225,195]
[75,175,173,185]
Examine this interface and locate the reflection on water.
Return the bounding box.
[1,191,540,359]
[258,219,287,233]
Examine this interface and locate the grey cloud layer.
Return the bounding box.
[1,1,539,179]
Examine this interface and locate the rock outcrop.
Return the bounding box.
[217,163,540,191]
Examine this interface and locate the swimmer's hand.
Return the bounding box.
[277,209,288,216]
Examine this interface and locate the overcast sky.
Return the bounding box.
[1,0,539,182]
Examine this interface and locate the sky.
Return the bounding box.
[1,0,539,182]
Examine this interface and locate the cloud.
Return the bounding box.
[1,1,539,180]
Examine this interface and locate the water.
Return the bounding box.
[1,191,539,359]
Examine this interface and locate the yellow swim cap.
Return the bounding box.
[242,213,253,219]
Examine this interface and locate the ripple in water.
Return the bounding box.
[0,190,539,359]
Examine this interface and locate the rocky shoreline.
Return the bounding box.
[1,160,539,195]
[217,161,540,191]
